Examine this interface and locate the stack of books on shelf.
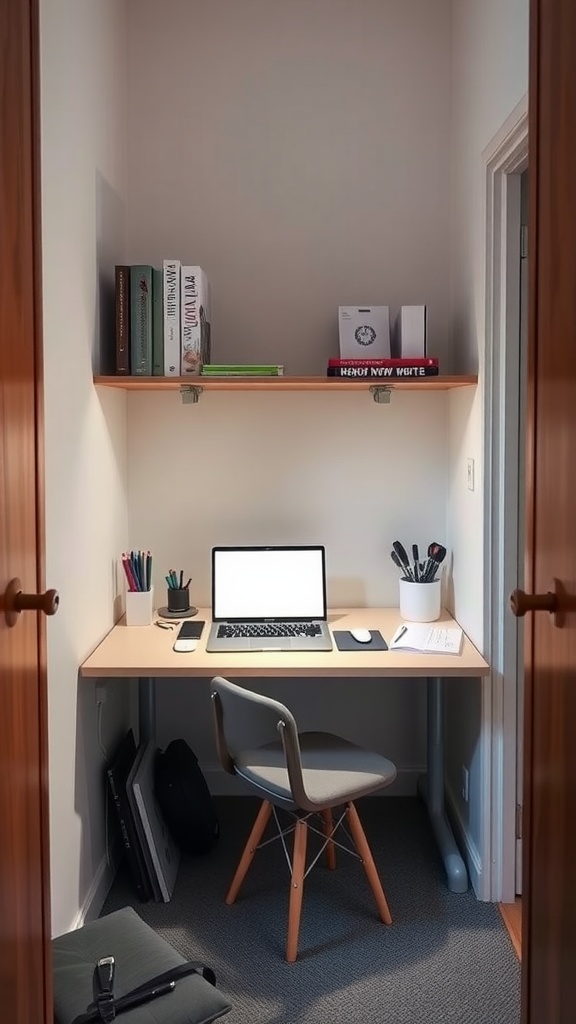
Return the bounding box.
[114,260,211,378]
[200,363,284,377]
[326,357,439,379]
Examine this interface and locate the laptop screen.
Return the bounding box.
[212,546,327,621]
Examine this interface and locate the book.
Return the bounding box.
[129,265,153,375]
[106,729,151,901]
[114,265,130,374]
[201,364,284,375]
[389,624,463,654]
[327,365,439,378]
[180,266,211,375]
[162,259,181,376]
[328,357,438,368]
[395,305,427,358]
[151,267,164,376]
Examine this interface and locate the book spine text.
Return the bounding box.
[327,365,439,378]
[115,265,130,374]
[129,265,153,376]
[163,259,181,376]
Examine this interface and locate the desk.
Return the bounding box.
[81,607,489,894]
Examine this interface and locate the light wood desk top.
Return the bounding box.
[80,607,489,679]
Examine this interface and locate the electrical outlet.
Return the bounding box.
[466,458,475,491]
[95,683,106,705]
[461,766,470,802]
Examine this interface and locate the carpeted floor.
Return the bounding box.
[101,796,520,1024]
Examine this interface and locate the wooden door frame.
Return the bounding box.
[482,96,529,903]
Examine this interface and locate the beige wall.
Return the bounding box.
[41,0,130,936]
[126,0,452,369]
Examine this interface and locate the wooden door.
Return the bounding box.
[522,0,576,1020]
[0,2,52,1022]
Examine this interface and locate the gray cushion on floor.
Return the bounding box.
[52,906,231,1024]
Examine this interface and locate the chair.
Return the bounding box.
[210,675,397,962]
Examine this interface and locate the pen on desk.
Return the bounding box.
[395,626,408,643]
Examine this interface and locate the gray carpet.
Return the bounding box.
[101,796,520,1024]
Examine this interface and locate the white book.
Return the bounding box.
[389,624,463,655]
[163,259,181,376]
[396,305,427,358]
[181,265,211,375]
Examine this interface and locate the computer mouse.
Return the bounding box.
[350,628,372,644]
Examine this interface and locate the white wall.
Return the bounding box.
[445,0,529,893]
[40,1,130,935]
[125,0,452,785]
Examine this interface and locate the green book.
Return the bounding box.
[129,265,153,376]
[152,268,164,376]
[201,364,284,375]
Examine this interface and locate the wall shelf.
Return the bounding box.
[94,374,477,393]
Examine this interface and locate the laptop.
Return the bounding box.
[206,545,333,652]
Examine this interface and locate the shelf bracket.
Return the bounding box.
[179,385,204,404]
[370,386,392,405]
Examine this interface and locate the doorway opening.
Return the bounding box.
[483,97,528,933]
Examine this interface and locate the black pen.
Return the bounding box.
[395,626,408,643]
[120,981,175,1013]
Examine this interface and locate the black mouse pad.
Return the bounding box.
[332,630,388,651]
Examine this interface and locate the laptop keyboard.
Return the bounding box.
[217,622,322,639]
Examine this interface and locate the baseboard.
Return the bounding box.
[445,779,484,898]
[70,836,121,931]
[204,765,424,798]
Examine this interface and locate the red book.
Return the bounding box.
[328,357,439,367]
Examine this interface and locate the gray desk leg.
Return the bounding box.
[417,676,468,894]
[138,677,156,744]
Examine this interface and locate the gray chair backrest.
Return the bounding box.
[210,676,308,807]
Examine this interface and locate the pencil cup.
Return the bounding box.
[167,587,190,613]
[125,586,154,626]
[399,579,441,622]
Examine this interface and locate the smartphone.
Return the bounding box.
[176,620,205,640]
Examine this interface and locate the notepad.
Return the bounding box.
[389,624,463,655]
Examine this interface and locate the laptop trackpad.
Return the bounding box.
[249,639,286,650]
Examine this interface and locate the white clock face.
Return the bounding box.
[355,325,377,346]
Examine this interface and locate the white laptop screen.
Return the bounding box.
[212,546,327,621]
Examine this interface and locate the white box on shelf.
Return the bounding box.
[125,586,154,626]
[396,305,427,358]
[338,306,391,359]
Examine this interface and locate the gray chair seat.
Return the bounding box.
[236,731,397,810]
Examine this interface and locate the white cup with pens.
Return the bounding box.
[391,540,446,623]
[121,550,154,626]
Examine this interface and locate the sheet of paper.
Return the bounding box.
[389,624,463,654]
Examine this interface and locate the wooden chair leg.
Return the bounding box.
[286,818,308,962]
[226,800,272,905]
[321,808,336,869]
[346,802,392,924]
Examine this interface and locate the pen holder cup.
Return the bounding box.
[399,578,441,623]
[167,587,190,613]
[125,586,154,627]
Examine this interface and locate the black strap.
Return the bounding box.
[71,960,215,1024]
